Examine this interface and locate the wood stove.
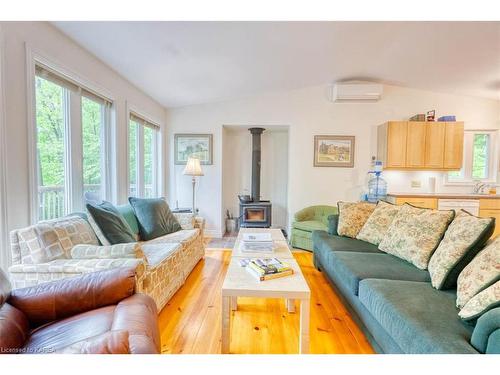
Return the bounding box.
[239,127,272,228]
[239,201,272,228]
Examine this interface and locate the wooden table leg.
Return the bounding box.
[286,298,295,313]
[222,295,231,354]
[231,296,238,311]
[299,298,310,354]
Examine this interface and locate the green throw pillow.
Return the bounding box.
[128,197,182,241]
[86,201,136,244]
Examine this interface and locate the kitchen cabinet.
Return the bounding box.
[377,121,464,171]
[480,199,500,239]
[392,197,438,209]
[406,122,427,168]
[425,122,446,168]
[443,122,464,169]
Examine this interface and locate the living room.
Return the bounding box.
[1,1,500,373]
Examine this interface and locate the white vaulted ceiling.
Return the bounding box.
[53,21,500,107]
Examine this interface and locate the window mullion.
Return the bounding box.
[62,89,72,215]
[137,123,145,197]
[68,90,83,212]
[153,129,158,197]
[101,103,111,201]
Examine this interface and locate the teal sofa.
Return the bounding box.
[290,205,338,251]
[312,214,500,354]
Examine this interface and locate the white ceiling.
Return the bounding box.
[53,21,500,108]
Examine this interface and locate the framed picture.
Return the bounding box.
[174,134,213,165]
[313,135,355,167]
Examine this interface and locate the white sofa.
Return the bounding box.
[9,212,205,312]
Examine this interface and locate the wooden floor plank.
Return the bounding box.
[158,249,374,354]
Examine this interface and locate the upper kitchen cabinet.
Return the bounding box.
[377,121,464,170]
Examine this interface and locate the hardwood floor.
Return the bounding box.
[158,249,374,354]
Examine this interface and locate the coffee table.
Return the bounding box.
[221,228,311,354]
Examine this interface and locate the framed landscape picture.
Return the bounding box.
[313,135,355,167]
[174,134,213,165]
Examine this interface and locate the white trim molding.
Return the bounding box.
[0,26,9,270]
[25,43,118,222]
[125,101,165,201]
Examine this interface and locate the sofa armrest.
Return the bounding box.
[71,243,142,260]
[294,207,315,222]
[8,267,136,328]
[55,330,130,354]
[172,212,196,229]
[194,216,205,230]
[327,214,339,235]
[471,307,500,353]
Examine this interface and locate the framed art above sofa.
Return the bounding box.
[174,133,213,165]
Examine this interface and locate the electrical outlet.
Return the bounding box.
[411,180,422,188]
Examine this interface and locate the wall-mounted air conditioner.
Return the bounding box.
[331,83,383,102]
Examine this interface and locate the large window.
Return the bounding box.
[34,65,112,221]
[128,114,159,198]
[447,130,499,184]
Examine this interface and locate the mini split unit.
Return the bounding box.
[331,83,383,102]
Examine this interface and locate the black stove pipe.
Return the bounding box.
[249,127,265,202]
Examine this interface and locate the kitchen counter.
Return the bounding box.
[387,193,500,199]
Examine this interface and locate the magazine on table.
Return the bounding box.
[239,257,294,281]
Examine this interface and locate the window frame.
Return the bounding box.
[445,129,499,186]
[127,108,161,199]
[26,46,115,223]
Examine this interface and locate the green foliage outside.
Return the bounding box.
[448,133,490,180]
[35,77,65,187]
[472,134,488,179]
[82,97,102,189]
[36,77,103,189]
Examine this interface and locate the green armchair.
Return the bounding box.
[290,205,338,251]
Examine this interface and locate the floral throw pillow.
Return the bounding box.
[428,210,494,290]
[356,201,400,245]
[378,204,455,270]
[459,280,500,321]
[456,236,500,309]
[337,201,376,239]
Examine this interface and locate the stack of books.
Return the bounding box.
[239,258,293,281]
[240,232,274,253]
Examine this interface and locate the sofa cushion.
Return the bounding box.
[312,230,383,255]
[148,229,199,246]
[356,201,400,246]
[139,243,181,268]
[456,236,500,308]
[378,204,455,270]
[459,280,500,321]
[329,251,431,295]
[358,279,476,354]
[116,204,140,238]
[292,220,327,232]
[86,201,136,245]
[428,210,495,290]
[129,197,182,241]
[13,216,98,264]
[337,201,376,238]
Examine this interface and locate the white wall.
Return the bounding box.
[0,22,167,268]
[167,83,500,237]
[222,127,289,231]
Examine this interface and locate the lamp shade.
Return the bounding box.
[183,157,204,176]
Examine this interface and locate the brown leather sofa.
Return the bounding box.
[0,267,160,354]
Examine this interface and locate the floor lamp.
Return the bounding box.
[183,157,204,214]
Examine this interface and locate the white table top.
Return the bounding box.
[222,257,310,298]
[222,228,310,298]
[231,228,294,259]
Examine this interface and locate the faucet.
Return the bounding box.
[472,181,487,194]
